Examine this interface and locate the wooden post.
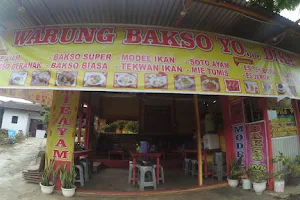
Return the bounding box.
[78,94,84,144]
[171,98,177,134]
[97,117,101,131]
[220,96,234,176]
[261,98,274,190]
[138,94,144,134]
[193,94,203,186]
[78,112,82,143]
[85,104,91,148]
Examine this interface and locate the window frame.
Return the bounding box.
[11,116,18,124]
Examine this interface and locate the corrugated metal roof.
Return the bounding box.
[0,101,46,112]
[180,1,283,43]
[21,0,183,27]
[180,2,243,33]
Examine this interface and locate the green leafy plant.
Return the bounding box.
[294,155,300,165]
[249,171,273,183]
[41,159,58,186]
[289,163,300,177]
[0,129,8,142]
[41,105,50,125]
[249,0,300,13]
[282,155,300,178]
[100,124,110,133]
[272,152,291,180]
[74,142,82,151]
[116,120,126,131]
[241,168,253,179]
[228,157,243,180]
[108,122,118,132]
[15,132,25,143]
[59,164,76,189]
[125,121,139,134]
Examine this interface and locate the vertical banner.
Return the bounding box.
[46,90,79,168]
[245,121,268,172]
[232,124,247,167]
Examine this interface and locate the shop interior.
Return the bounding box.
[73,92,269,192]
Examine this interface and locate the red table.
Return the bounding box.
[74,149,93,158]
[171,150,184,156]
[130,152,162,185]
[184,149,221,178]
[108,150,124,160]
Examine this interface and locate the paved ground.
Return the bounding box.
[0,137,45,200]
[18,186,277,200]
[0,138,299,200]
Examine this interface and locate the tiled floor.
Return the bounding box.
[78,168,221,192]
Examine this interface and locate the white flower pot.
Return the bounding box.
[242,179,252,190]
[274,179,285,193]
[40,183,55,194]
[61,187,76,197]
[253,181,267,195]
[227,178,239,188]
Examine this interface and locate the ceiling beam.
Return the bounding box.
[175,0,194,27]
[264,18,300,44]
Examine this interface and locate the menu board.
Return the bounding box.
[268,98,298,138]
[0,25,300,98]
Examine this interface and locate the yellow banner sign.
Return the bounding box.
[0,25,300,98]
[46,90,79,161]
[0,88,52,105]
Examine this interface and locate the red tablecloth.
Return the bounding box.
[74,149,93,158]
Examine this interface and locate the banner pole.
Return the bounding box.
[193,94,203,186]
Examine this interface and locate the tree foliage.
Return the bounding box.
[41,105,50,125]
[250,0,300,13]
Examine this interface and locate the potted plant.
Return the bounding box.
[59,164,77,197]
[250,171,273,195]
[241,168,253,190]
[117,120,126,133]
[272,152,290,192]
[287,155,300,186]
[124,121,139,134]
[108,122,118,133]
[227,157,243,188]
[100,124,110,133]
[40,159,57,194]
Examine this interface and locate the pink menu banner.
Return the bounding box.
[245,121,268,172]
